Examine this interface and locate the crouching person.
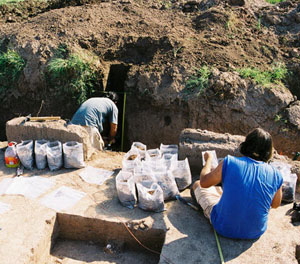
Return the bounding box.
[191,128,283,239]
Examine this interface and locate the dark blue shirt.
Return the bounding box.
[211,155,283,239]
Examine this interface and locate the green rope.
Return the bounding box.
[214,229,225,264]
[121,92,126,152]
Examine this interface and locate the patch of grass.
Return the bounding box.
[0,0,24,5]
[237,62,288,87]
[184,66,211,95]
[46,45,102,105]
[257,16,261,31]
[226,13,238,33]
[0,49,25,97]
[265,0,285,4]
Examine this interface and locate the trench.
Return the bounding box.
[49,213,165,263]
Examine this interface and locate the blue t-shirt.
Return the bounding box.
[211,155,283,239]
[71,98,118,133]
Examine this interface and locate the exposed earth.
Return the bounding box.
[0,0,300,154]
[0,1,300,263]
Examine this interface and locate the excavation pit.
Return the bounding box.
[0,131,300,264]
[50,213,163,263]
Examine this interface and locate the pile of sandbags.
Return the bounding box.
[116,142,192,212]
[15,140,85,171]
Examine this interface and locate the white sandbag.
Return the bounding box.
[160,144,178,158]
[162,153,177,169]
[271,161,297,203]
[122,148,140,172]
[47,141,63,171]
[16,140,34,170]
[63,141,85,169]
[171,158,192,191]
[131,142,147,159]
[137,182,164,212]
[143,159,167,173]
[154,171,179,200]
[145,148,161,161]
[35,139,48,170]
[116,170,137,209]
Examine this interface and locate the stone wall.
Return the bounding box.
[6,117,96,160]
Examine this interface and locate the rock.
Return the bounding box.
[264,14,281,25]
[290,48,299,57]
[287,101,300,130]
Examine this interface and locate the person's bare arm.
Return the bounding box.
[271,186,282,208]
[200,152,223,188]
[109,123,118,143]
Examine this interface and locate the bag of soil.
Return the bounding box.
[122,148,140,172]
[162,153,177,170]
[271,161,297,203]
[137,182,164,212]
[282,173,297,203]
[116,170,137,209]
[63,141,85,169]
[160,144,178,158]
[171,158,192,191]
[16,140,34,170]
[47,141,63,171]
[145,148,161,161]
[35,139,48,170]
[154,171,179,200]
[131,142,147,160]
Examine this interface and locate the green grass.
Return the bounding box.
[46,45,101,105]
[0,0,24,5]
[184,66,211,95]
[237,63,288,87]
[265,0,285,4]
[0,49,25,96]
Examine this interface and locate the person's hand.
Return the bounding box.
[204,152,213,162]
[109,138,116,145]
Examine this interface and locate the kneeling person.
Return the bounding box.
[71,93,118,150]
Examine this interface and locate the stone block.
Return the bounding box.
[179,128,244,173]
[6,117,96,160]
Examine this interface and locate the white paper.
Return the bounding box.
[0,178,14,195]
[79,166,114,185]
[202,150,219,169]
[0,201,11,214]
[40,186,86,212]
[0,176,54,199]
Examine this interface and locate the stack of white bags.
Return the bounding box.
[116,142,192,212]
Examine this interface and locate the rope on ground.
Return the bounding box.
[214,229,225,264]
[72,179,175,264]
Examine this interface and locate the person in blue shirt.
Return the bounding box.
[71,92,119,150]
[191,128,283,239]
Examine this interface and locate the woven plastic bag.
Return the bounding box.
[47,141,63,171]
[116,170,137,209]
[154,171,179,200]
[131,142,147,160]
[145,148,161,161]
[63,141,85,169]
[137,182,164,212]
[122,148,140,172]
[271,161,297,203]
[35,139,48,170]
[160,144,178,159]
[171,158,192,191]
[16,140,34,170]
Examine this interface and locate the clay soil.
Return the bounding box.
[0,0,300,149]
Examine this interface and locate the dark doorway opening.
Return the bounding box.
[105,63,131,151]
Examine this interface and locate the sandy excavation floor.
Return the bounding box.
[0,144,299,264]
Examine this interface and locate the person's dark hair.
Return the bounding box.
[106,91,118,103]
[240,128,273,162]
